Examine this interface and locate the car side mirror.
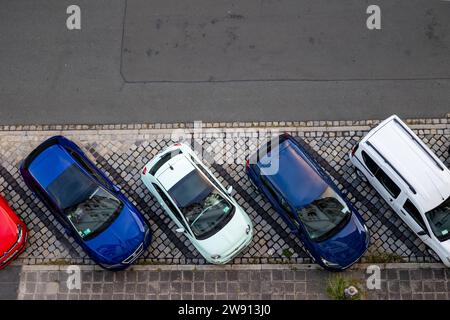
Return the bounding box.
[176,227,185,233]
[226,186,233,195]
[418,230,427,236]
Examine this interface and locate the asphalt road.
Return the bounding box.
[0,266,20,299]
[0,0,449,125]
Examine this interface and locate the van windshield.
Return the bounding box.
[296,187,351,241]
[426,196,450,241]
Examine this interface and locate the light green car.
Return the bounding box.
[141,143,253,264]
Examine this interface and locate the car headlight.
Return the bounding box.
[211,255,221,260]
[17,224,23,242]
[99,262,123,269]
[1,253,17,265]
[321,258,341,268]
[363,224,368,233]
[363,225,370,245]
[245,224,251,235]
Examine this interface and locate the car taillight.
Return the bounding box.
[174,143,181,146]
[142,167,147,175]
[351,143,359,157]
[246,159,250,169]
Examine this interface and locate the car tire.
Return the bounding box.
[427,247,441,262]
[248,178,258,191]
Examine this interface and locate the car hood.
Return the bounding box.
[85,205,146,264]
[313,213,368,267]
[196,206,252,257]
[0,207,18,254]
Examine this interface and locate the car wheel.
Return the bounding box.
[427,247,441,262]
[248,178,258,191]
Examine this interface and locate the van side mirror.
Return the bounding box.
[176,227,185,233]
[226,186,233,195]
[417,230,427,236]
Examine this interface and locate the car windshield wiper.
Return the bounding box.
[190,199,225,227]
[313,211,351,242]
[88,187,100,200]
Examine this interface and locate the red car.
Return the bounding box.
[0,195,27,269]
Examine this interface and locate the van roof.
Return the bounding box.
[361,115,450,213]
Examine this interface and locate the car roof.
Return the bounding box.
[156,154,196,191]
[361,115,450,212]
[258,138,328,208]
[28,144,76,188]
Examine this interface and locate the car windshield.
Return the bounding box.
[296,186,351,241]
[425,196,450,241]
[168,169,234,239]
[47,164,123,240]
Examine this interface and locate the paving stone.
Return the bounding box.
[5,120,450,301]
[399,270,410,281]
[3,124,446,266]
[423,281,434,293]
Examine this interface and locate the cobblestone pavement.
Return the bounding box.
[13,264,450,300]
[0,118,449,266]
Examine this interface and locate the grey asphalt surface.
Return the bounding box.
[0,266,21,299]
[0,0,449,125]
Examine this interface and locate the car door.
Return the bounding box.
[258,170,320,260]
[401,198,427,235]
[28,177,72,229]
[400,198,443,256]
[31,177,88,249]
[152,183,193,236]
[361,151,402,208]
[259,174,300,232]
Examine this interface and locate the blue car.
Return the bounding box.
[246,133,369,271]
[20,136,152,270]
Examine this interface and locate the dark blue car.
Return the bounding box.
[246,133,369,271]
[20,136,152,270]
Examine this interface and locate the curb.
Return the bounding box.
[0,115,448,132]
[19,262,448,272]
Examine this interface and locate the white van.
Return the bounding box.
[349,115,450,267]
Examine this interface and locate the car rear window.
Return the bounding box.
[362,151,401,198]
[150,150,181,175]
